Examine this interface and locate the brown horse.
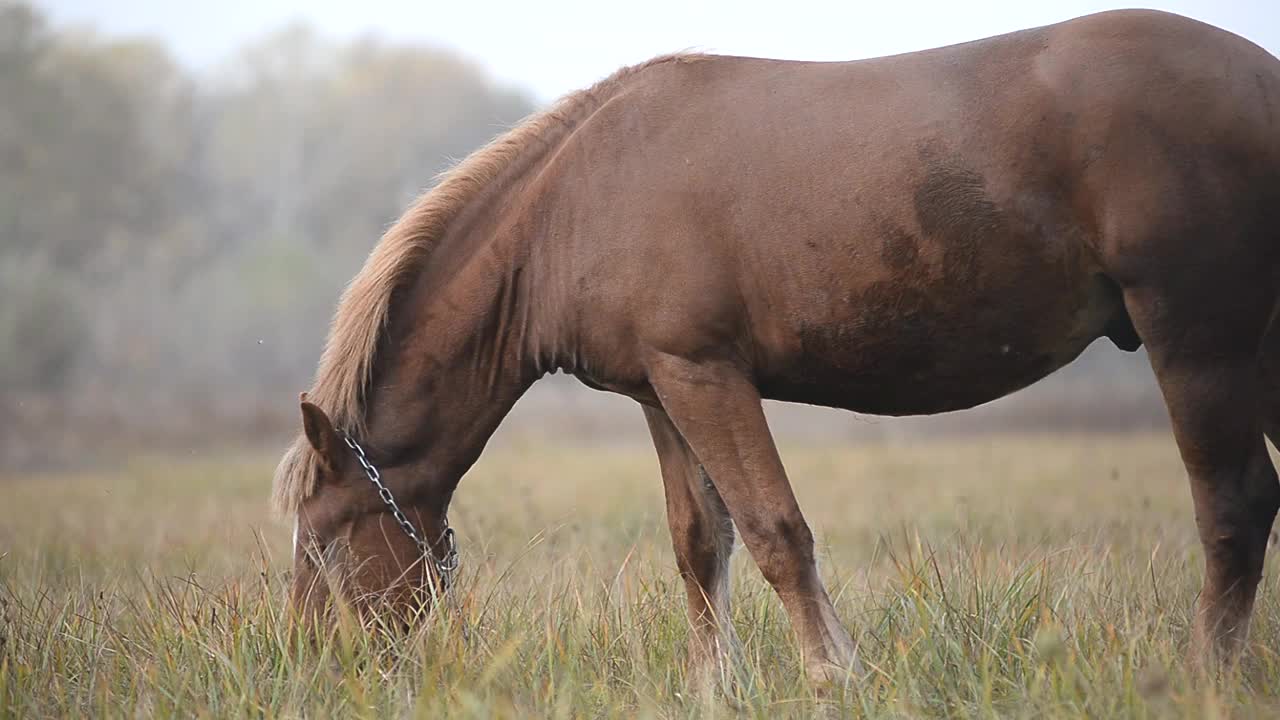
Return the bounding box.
[276,9,1280,684]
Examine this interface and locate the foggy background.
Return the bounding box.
[5,0,1277,468]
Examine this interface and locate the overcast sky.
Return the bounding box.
[40,0,1280,102]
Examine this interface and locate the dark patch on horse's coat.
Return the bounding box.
[913,146,1006,287]
[879,222,921,271]
[850,280,938,378]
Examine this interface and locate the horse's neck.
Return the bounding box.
[358,109,595,483]
[361,221,540,482]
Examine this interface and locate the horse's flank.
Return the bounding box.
[271,53,707,515]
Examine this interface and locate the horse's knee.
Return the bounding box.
[740,514,816,588]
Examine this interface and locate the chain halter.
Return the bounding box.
[341,433,460,592]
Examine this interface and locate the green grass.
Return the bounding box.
[4,435,1280,717]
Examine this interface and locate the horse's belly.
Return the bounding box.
[758,272,1122,416]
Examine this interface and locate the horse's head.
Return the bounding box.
[287,399,457,621]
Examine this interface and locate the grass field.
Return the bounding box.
[5,434,1280,717]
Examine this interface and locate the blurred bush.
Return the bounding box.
[0,258,83,394]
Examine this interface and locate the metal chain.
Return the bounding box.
[341,434,459,591]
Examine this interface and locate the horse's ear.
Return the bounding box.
[299,395,341,471]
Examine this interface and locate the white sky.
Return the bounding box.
[39,0,1280,102]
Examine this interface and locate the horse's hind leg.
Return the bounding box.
[643,405,742,691]
[1125,283,1280,666]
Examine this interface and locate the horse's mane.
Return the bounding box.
[272,52,705,516]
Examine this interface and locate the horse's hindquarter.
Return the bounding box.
[553,10,1280,415]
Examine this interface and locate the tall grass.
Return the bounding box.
[4,437,1280,717]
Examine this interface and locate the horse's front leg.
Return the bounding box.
[646,354,860,686]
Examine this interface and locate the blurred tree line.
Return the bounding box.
[0,2,533,465]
